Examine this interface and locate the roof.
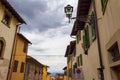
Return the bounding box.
[71,0,91,36]
[64,40,76,57]
[69,40,76,54]
[64,45,70,57]
[63,66,67,70]
[0,0,26,24]
[17,33,32,44]
[43,64,49,68]
[27,55,44,67]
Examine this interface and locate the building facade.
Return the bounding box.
[0,0,25,80]
[65,41,76,80]
[25,56,43,80]
[68,0,120,80]
[42,65,49,80]
[9,33,31,80]
[55,73,64,80]
[47,72,51,80]
[63,67,67,80]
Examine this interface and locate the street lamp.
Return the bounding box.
[64,4,73,23]
[64,4,95,24]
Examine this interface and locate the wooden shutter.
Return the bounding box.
[91,12,96,41]
[80,54,83,66]
[85,26,90,48]
[20,62,25,73]
[101,0,108,13]
[77,30,81,44]
[77,56,80,66]
[13,60,18,72]
[23,42,28,53]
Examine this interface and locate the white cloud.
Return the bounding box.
[8,0,78,74]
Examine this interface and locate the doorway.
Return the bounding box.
[113,66,120,80]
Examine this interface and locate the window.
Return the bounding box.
[108,42,120,62]
[101,0,108,13]
[77,54,83,66]
[77,56,80,66]
[23,42,28,53]
[20,62,25,73]
[84,26,90,48]
[79,54,83,66]
[0,41,4,58]
[34,70,37,75]
[91,12,96,41]
[73,48,76,57]
[13,60,18,72]
[77,30,81,44]
[83,26,90,55]
[2,12,11,26]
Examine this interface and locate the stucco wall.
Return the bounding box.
[11,35,27,80]
[0,2,18,80]
[95,0,120,80]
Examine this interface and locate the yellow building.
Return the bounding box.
[65,41,76,80]
[42,65,49,80]
[9,33,31,80]
[0,0,25,80]
[47,72,51,80]
[55,73,64,80]
[63,66,67,80]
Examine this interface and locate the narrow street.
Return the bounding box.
[0,0,120,80]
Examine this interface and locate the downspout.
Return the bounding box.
[92,0,105,80]
[6,23,22,80]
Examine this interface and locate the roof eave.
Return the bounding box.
[1,0,26,24]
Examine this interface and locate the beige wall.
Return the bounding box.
[95,0,120,80]
[0,2,19,80]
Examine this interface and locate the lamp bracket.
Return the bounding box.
[71,15,96,24]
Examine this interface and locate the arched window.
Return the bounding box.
[0,40,4,58]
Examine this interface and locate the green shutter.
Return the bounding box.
[77,56,80,66]
[74,48,76,57]
[101,0,108,14]
[85,26,90,48]
[80,54,83,66]
[91,12,96,41]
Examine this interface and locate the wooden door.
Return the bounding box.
[116,70,120,80]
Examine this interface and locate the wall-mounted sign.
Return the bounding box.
[76,69,81,74]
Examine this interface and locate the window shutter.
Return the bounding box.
[80,54,83,66]
[101,0,108,13]
[85,26,90,48]
[91,12,96,41]
[77,30,81,44]
[23,42,28,53]
[74,48,76,57]
[77,56,80,66]
[13,60,18,72]
[20,62,25,73]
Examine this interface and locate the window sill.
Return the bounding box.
[1,21,10,28]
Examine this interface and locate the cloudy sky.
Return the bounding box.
[8,0,78,74]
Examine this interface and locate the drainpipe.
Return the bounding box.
[6,23,22,80]
[92,0,105,80]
